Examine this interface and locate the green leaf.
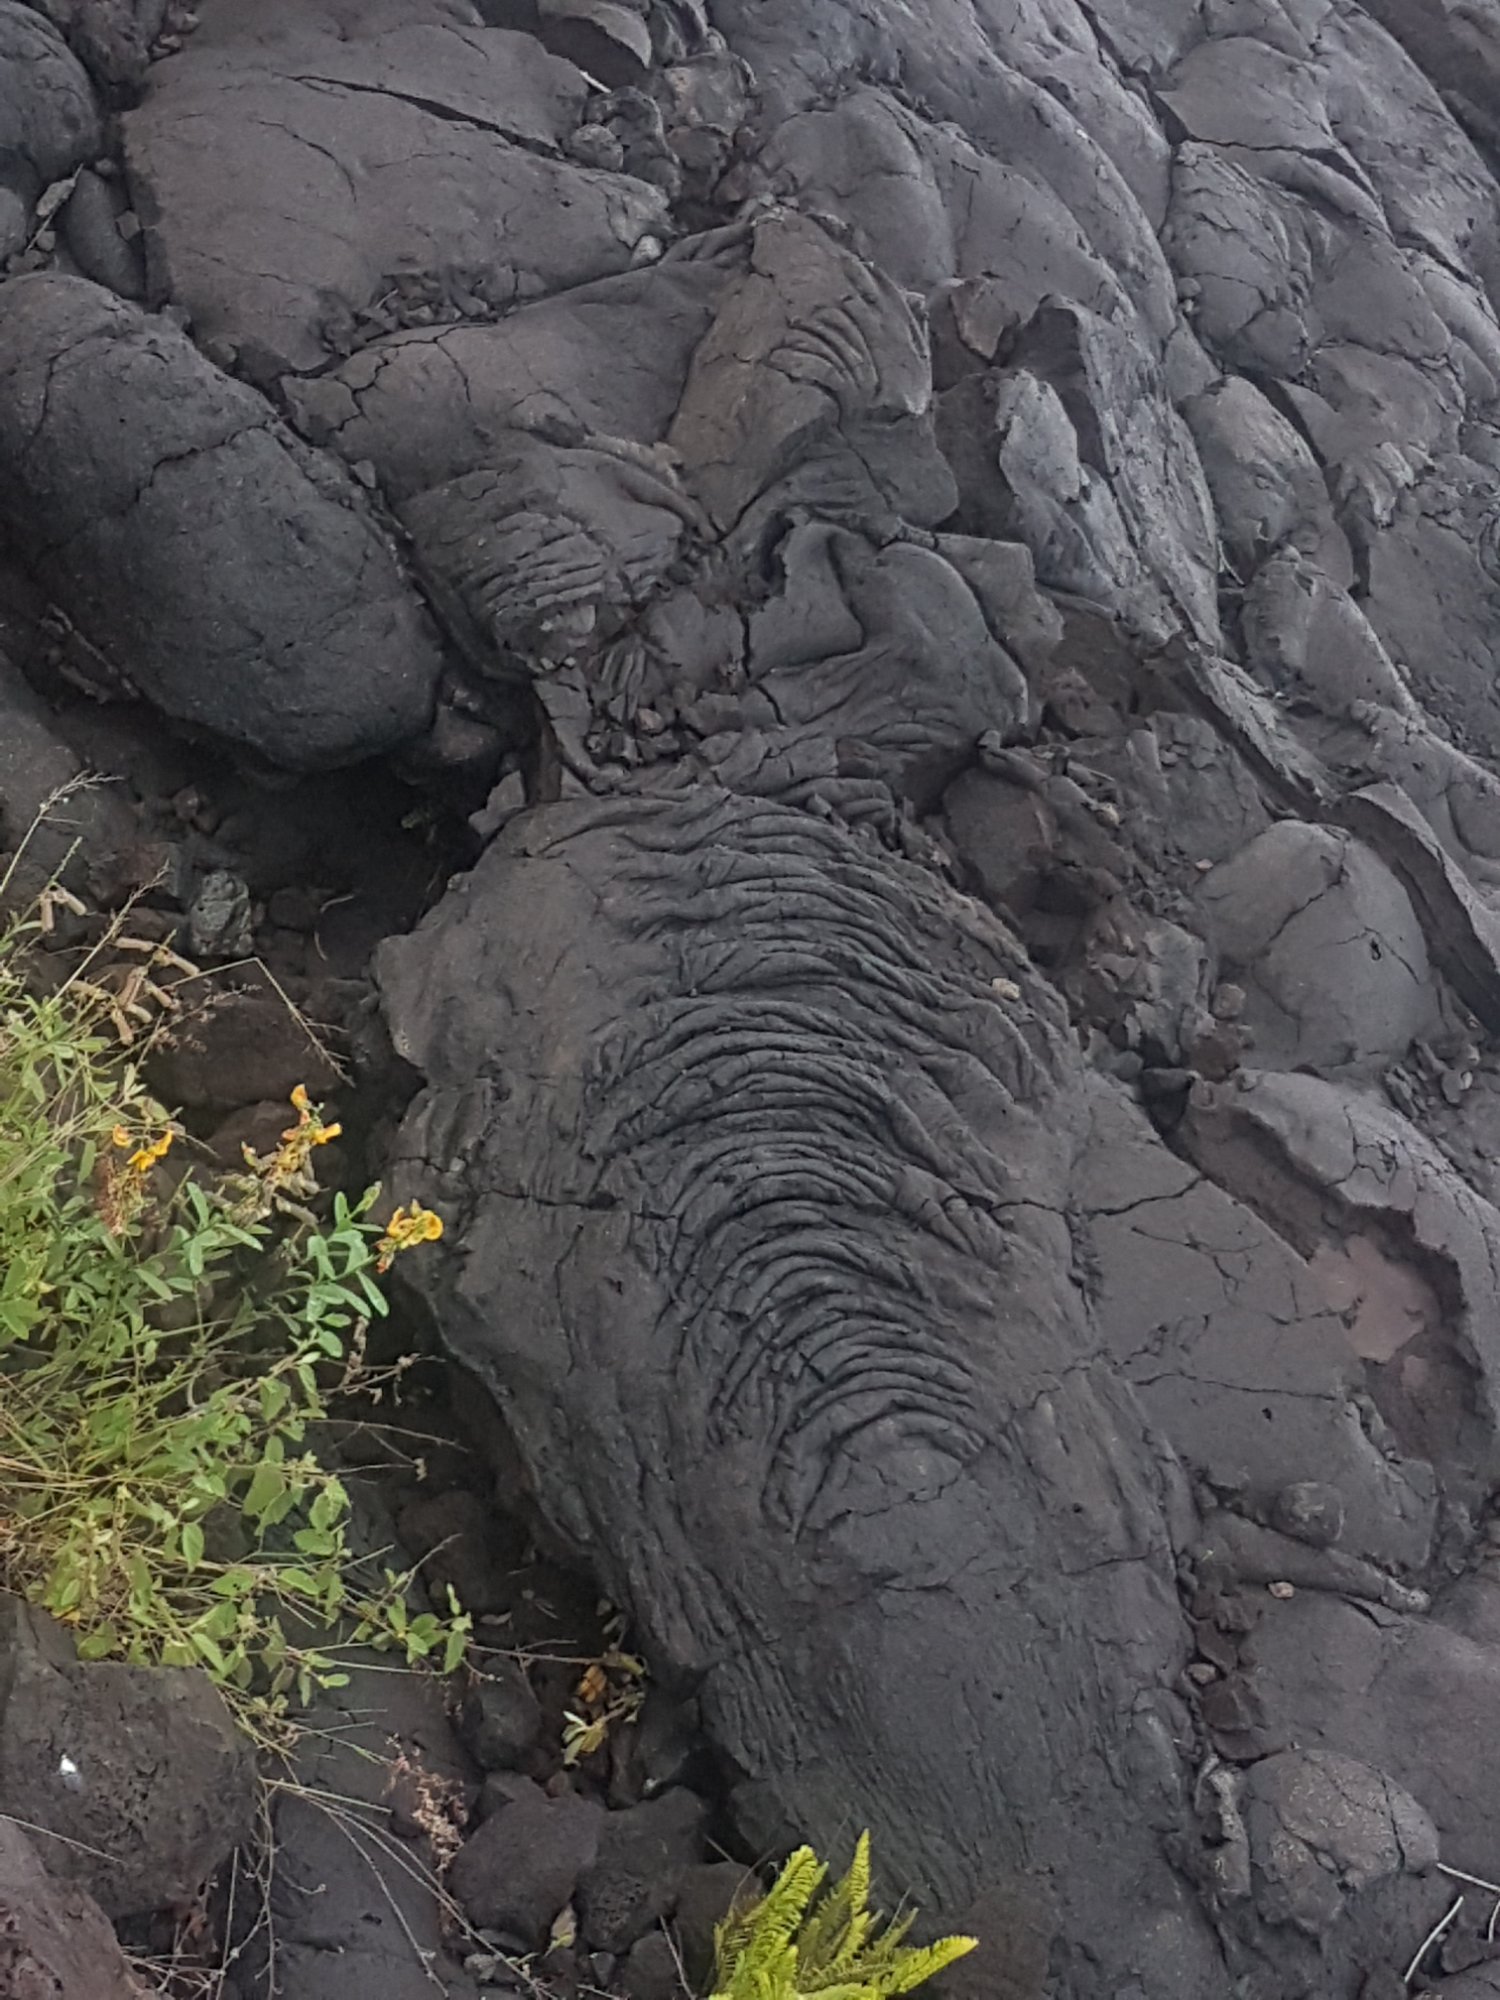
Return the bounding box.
[0,940,493,1747]
[195,1600,238,1642]
[126,1552,153,1616]
[261,1487,299,1529]
[292,1526,338,1558]
[242,1464,287,1520]
[190,1629,227,1675]
[258,1377,291,1424]
[309,1480,346,1532]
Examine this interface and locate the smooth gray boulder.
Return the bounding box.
[0,4,99,244]
[0,275,442,769]
[1196,822,1438,1074]
[121,0,669,376]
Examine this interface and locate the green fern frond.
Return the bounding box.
[752,1847,826,1956]
[885,1936,979,1993]
[708,1834,978,2000]
[712,1846,826,1994]
[868,1909,918,1959]
[826,1911,876,1979]
[827,1906,915,1984]
[711,1878,766,1979]
[797,1831,873,1977]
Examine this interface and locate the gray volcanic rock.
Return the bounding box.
[576,1787,709,1951]
[1077,1083,1438,1574]
[122,0,669,377]
[449,1784,605,1944]
[341,0,1500,1987]
[1180,1069,1500,1520]
[29,0,166,95]
[263,1617,486,2000]
[0,1594,253,1920]
[1242,1748,1438,1934]
[284,245,746,498]
[1195,822,1438,1074]
[379,781,1221,1992]
[1237,1586,1500,1883]
[0,274,442,768]
[23,0,1500,1988]
[0,646,141,905]
[58,166,147,300]
[0,1819,143,2000]
[398,438,704,674]
[0,5,99,238]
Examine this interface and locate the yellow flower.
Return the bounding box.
[374,1204,444,1272]
[253,1086,343,1188]
[111,1125,132,1150]
[127,1130,174,1175]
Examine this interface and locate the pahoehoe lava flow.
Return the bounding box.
[11,0,1500,1992]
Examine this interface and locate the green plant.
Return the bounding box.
[0,905,466,1743]
[710,1834,977,2000]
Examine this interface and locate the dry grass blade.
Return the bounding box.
[0,1807,116,1862]
[1404,1894,1464,1985]
[0,775,97,906]
[167,955,351,1084]
[263,1773,495,1990]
